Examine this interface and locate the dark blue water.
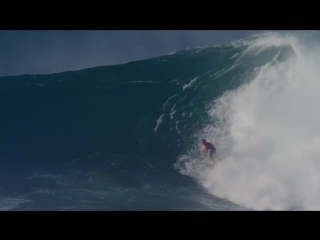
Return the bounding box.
[0,32,297,210]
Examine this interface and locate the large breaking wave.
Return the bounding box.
[1,31,320,210]
[174,31,320,210]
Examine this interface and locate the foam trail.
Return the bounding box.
[154,114,166,133]
[176,32,320,210]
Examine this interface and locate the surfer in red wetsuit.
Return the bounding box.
[202,139,216,162]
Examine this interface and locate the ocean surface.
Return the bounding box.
[1,31,320,210]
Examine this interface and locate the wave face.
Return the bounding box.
[1,31,319,210]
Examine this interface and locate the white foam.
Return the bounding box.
[0,197,31,210]
[163,94,179,110]
[230,53,240,59]
[154,114,166,133]
[182,77,199,91]
[170,110,177,120]
[176,32,320,210]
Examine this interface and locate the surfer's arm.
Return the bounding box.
[203,147,208,155]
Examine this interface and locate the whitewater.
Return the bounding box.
[1,31,320,210]
[174,31,320,210]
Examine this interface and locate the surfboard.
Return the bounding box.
[202,155,220,167]
[201,157,215,166]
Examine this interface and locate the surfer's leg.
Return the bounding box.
[209,150,215,161]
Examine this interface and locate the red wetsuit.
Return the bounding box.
[203,142,215,150]
[203,141,216,157]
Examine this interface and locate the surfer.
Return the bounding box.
[202,139,216,162]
